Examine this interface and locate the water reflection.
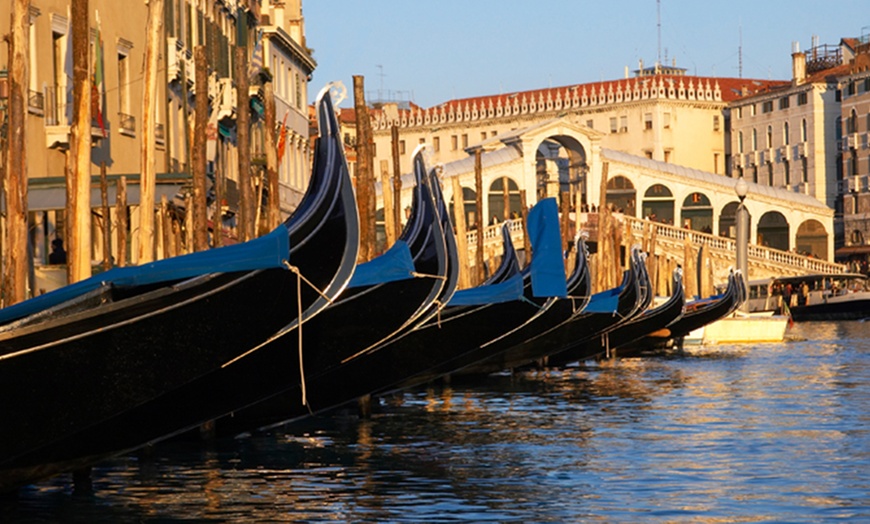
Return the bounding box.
[3,323,870,522]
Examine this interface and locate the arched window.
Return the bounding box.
[783,122,790,145]
[738,131,744,153]
[766,125,773,148]
[801,119,807,142]
[751,128,758,150]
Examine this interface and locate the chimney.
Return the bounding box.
[792,41,806,85]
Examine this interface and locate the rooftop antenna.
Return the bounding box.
[739,22,743,78]
[376,64,385,101]
[657,0,662,67]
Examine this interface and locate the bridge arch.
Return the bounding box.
[487,176,522,222]
[534,136,588,205]
[757,211,789,251]
[680,192,713,232]
[606,175,636,216]
[642,184,675,225]
[796,219,828,259]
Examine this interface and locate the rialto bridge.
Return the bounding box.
[378,116,842,282]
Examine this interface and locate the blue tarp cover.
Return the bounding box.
[527,198,567,298]
[0,224,291,325]
[582,286,621,314]
[348,240,415,288]
[447,273,524,306]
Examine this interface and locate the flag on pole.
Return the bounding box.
[276,111,289,164]
[248,29,264,81]
[91,10,107,137]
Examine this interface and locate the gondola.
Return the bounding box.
[484,246,646,373]
[635,269,746,352]
[449,236,591,378]
[0,86,358,492]
[186,146,454,438]
[224,195,568,434]
[577,267,686,359]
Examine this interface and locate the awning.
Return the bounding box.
[835,245,870,257]
[27,184,184,212]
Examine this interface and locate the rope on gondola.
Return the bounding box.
[410,272,447,280]
[221,262,331,413]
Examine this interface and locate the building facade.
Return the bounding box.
[0,0,314,280]
[357,66,785,214]
[837,37,870,266]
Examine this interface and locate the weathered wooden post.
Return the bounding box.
[138,0,163,264]
[236,46,252,243]
[116,177,128,267]
[451,177,472,290]
[560,191,571,253]
[520,189,531,264]
[474,150,485,284]
[192,46,209,252]
[683,236,696,299]
[380,160,396,248]
[264,75,280,231]
[99,162,112,270]
[69,0,92,283]
[353,75,376,262]
[391,124,402,240]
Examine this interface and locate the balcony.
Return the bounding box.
[119,112,136,137]
[27,89,44,115]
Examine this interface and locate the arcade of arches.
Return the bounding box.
[600,177,828,259]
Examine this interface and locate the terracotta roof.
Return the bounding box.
[429,75,789,113]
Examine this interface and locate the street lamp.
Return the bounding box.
[735,176,749,312]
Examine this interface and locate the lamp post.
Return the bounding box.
[735,176,749,312]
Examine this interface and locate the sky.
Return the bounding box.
[303,0,869,109]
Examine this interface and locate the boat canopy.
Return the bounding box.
[527,198,568,299]
[447,272,524,306]
[347,240,415,288]
[582,285,622,314]
[0,224,291,325]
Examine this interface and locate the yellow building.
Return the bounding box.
[0,0,314,287]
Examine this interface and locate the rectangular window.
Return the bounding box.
[490,130,498,137]
[713,115,720,131]
[610,117,618,133]
[480,132,487,141]
[797,92,808,105]
[461,134,468,148]
[865,78,870,92]
[736,107,743,119]
[619,116,628,133]
[644,113,653,130]
[419,138,425,144]
[586,119,593,129]
[762,101,773,113]
[663,112,671,129]
[118,52,129,115]
[399,140,405,155]
[451,135,458,150]
[750,104,756,116]
[433,136,440,152]
[784,160,790,185]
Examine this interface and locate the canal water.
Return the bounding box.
[3,321,870,522]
